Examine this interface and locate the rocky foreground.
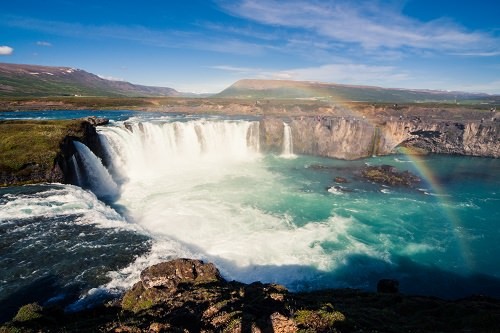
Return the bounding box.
[1,259,499,333]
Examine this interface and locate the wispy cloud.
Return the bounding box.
[218,0,500,54]
[453,51,500,57]
[36,41,52,46]
[3,16,269,56]
[209,65,263,74]
[97,74,125,81]
[0,45,13,55]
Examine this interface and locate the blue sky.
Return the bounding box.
[1,0,499,93]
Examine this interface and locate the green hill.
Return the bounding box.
[0,63,179,97]
[216,79,499,104]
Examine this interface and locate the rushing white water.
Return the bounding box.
[73,141,119,200]
[67,116,500,299]
[281,122,295,158]
[70,155,83,186]
[3,111,500,314]
[95,119,377,288]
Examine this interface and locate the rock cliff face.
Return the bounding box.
[0,117,107,186]
[259,117,499,159]
[378,120,499,157]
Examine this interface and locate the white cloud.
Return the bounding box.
[0,45,13,55]
[219,0,500,54]
[97,74,125,82]
[209,65,262,74]
[36,41,52,46]
[453,51,500,57]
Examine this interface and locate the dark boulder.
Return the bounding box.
[377,279,399,293]
[140,258,223,290]
[79,116,109,126]
[361,165,420,186]
[334,176,349,183]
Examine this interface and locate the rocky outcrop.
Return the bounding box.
[378,120,499,157]
[0,118,107,186]
[121,259,300,332]
[139,259,222,290]
[259,116,499,159]
[360,165,421,186]
[259,117,285,153]
[3,259,500,333]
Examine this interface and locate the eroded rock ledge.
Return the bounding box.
[0,116,107,187]
[260,116,499,159]
[2,259,500,333]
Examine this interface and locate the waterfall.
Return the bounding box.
[281,122,295,158]
[98,119,261,181]
[70,155,83,186]
[73,141,119,200]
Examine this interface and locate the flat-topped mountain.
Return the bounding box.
[0,63,179,97]
[216,79,497,103]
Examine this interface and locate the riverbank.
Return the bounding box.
[1,96,497,121]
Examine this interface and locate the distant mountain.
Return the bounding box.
[216,79,497,103]
[0,63,179,97]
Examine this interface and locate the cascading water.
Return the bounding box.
[281,122,295,158]
[4,111,500,316]
[67,116,500,299]
[99,119,261,180]
[96,119,362,287]
[70,155,83,186]
[73,141,119,200]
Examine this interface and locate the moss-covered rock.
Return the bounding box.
[12,303,43,323]
[0,118,105,186]
[361,164,420,186]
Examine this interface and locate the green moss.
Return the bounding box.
[12,303,43,323]
[0,119,84,180]
[295,308,345,331]
[121,285,155,313]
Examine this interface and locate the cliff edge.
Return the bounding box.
[0,117,107,187]
[260,116,499,159]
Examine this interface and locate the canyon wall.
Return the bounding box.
[260,117,499,159]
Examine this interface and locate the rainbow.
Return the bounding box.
[296,85,475,270]
[397,149,474,270]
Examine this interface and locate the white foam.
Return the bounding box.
[328,186,343,195]
[95,119,382,290]
[0,184,136,232]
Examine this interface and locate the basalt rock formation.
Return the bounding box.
[259,116,499,159]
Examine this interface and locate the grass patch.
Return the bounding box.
[0,119,84,173]
[12,303,43,323]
